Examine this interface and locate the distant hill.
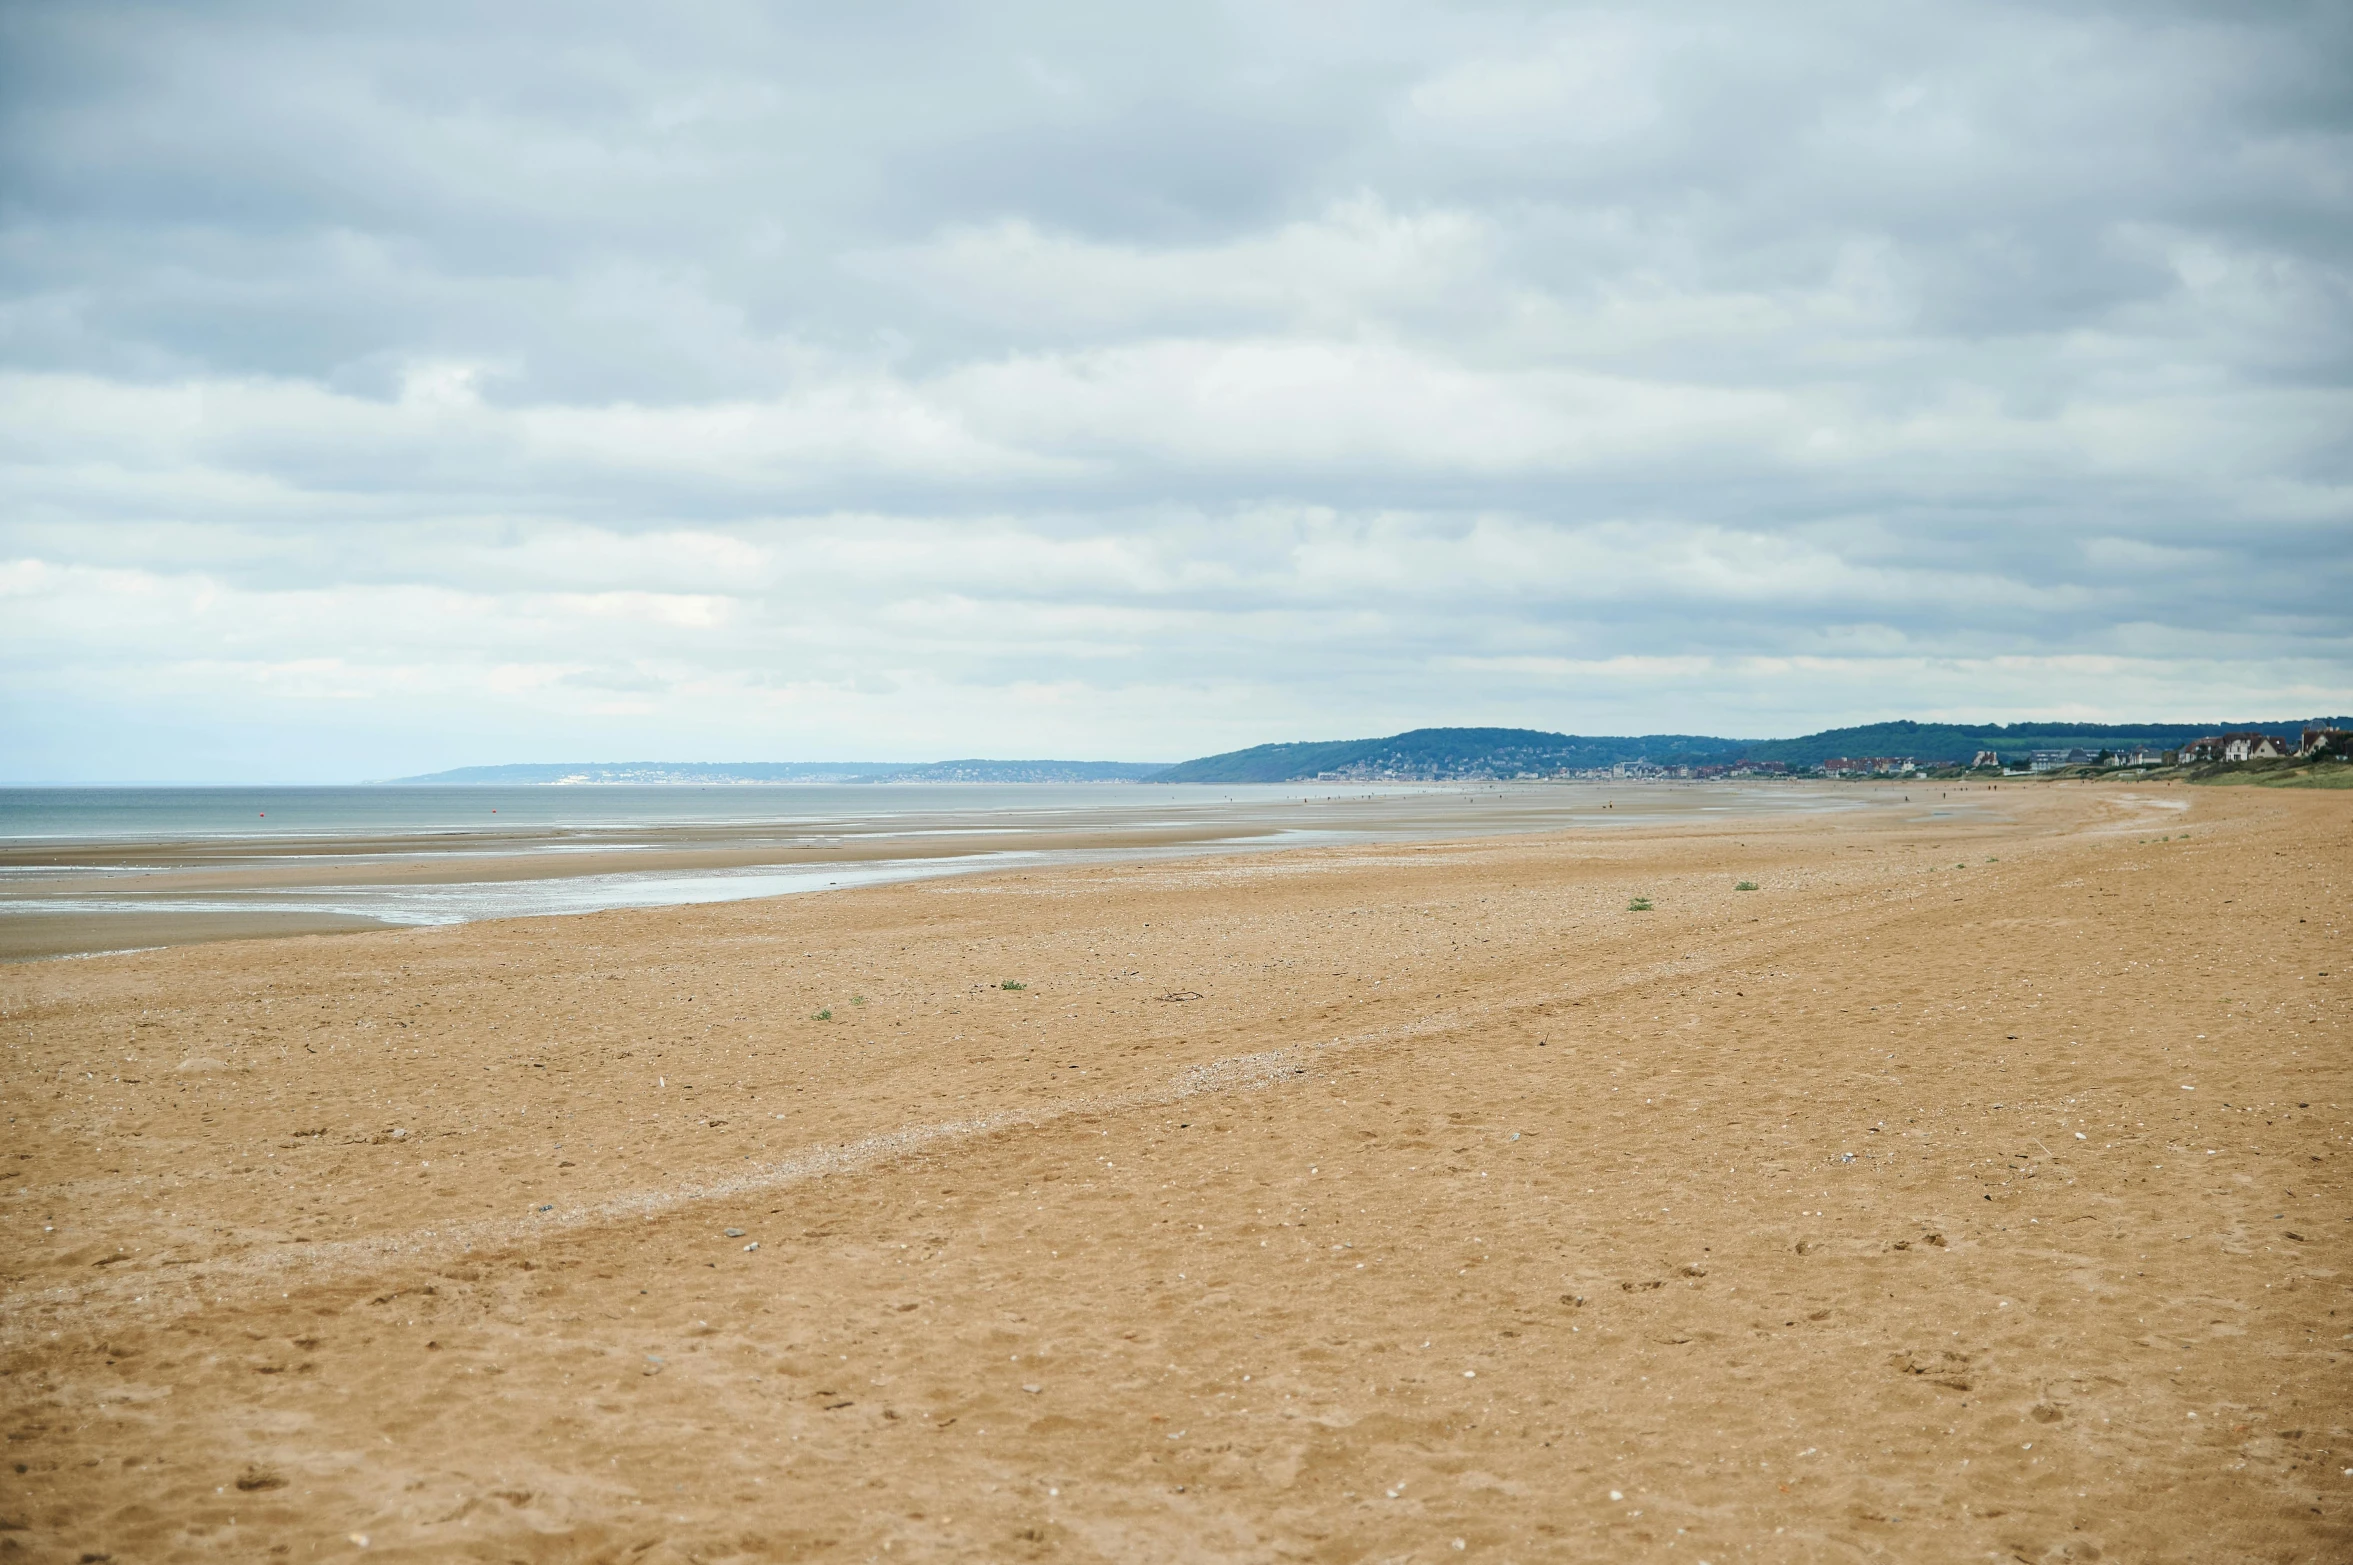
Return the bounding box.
[1152,718,2346,781]
[1732,718,2338,768]
[393,717,2348,787]
[1152,727,1747,783]
[390,759,1170,785]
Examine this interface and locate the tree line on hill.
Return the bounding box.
[1146,719,2346,782]
[396,717,2347,787]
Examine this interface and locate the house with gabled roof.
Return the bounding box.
[2180,732,2290,763]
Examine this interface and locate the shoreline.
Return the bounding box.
[0,780,1900,960]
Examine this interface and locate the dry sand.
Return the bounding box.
[3,782,2346,1562]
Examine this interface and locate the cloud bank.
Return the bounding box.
[2,1,2347,778]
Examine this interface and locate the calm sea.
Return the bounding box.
[0,783,1325,844]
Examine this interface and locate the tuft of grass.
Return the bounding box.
[812,1007,833,1022]
[2257,764,2353,789]
[1735,880,1758,892]
[849,995,867,1006]
[1627,897,1653,912]
[1000,980,1027,991]
[2186,757,2353,789]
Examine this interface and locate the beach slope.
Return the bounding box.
[3,784,2345,1562]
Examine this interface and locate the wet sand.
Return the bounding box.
[0,910,394,964]
[3,782,2346,1563]
[0,828,1257,962]
[0,783,1872,962]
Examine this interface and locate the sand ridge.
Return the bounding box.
[2,782,2347,1562]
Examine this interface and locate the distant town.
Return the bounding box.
[1310,727,2353,782]
[1820,725,2349,780]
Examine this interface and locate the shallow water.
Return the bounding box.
[0,781,1887,956]
[0,782,1353,844]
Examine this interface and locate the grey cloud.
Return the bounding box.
[0,1,2347,779]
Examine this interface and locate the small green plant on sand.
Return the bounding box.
[1627,897,1654,912]
[1000,980,1027,990]
[1735,880,1759,892]
[849,995,867,1006]
[812,1007,833,1021]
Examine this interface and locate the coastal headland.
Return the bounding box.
[3,783,2345,1561]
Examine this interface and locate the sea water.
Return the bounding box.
[0,782,1321,844]
[0,781,1871,946]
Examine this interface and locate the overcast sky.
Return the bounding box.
[3,1,2348,779]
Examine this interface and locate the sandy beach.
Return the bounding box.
[0,782,1869,962]
[3,781,2345,1562]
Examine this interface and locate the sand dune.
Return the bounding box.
[3,782,2345,1562]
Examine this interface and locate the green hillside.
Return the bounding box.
[1146,739,1383,784]
[1153,727,1747,783]
[1152,718,2345,781]
[393,718,2347,789]
[1737,719,2334,767]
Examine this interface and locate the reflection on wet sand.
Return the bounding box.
[0,782,1905,959]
